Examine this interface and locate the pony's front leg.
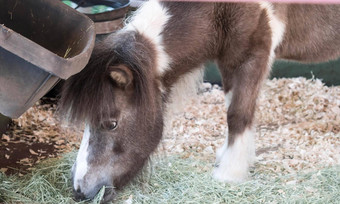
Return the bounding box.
[213,54,271,183]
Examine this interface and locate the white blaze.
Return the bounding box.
[73,125,90,190]
[124,0,171,75]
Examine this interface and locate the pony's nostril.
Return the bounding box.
[73,188,87,201]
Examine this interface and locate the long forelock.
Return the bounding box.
[59,52,116,126]
[58,32,158,126]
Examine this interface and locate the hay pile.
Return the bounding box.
[0,77,339,203]
[0,153,339,204]
[117,156,339,204]
[0,153,75,204]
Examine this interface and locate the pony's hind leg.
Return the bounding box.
[213,43,271,183]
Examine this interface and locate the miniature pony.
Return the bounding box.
[59,1,340,201]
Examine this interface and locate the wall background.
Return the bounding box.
[204,58,340,86]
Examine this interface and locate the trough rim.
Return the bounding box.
[0,0,96,80]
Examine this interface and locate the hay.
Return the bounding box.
[117,156,340,204]
[0,153,339,203]
[0,152,76,204]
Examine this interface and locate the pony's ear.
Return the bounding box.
[108,65,133,88]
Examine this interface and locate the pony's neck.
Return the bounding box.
[123,0,172,77]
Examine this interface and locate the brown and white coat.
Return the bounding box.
[59,1,340,201]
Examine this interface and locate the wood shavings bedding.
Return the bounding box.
[0,98,82,174]
[159,77,340,175]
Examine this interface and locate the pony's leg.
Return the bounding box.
[213,54,270,183]
[220,65,234,110]
[215,65,233,164]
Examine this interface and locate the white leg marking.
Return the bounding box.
[224,91,233,111]
[215,91,233,163]
[213,128,255,183]
[215,129,229,165]
[73,125,90,190]
[124,0,171,75]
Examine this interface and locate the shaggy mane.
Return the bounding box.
[58,31,157,127]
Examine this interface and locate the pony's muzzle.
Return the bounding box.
[72,182,116,202]
[73,188,87,202]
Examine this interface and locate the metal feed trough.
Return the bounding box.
[69,0,130,34]
[0,0,96,133]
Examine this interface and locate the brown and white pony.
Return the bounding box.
[59,1,340,202]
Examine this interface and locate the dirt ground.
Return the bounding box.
[0,98,82,175]
[0,77,339,176]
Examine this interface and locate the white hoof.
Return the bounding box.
[248,146,256,167]
[213,147,250,183]
[213,128,255,183]
[212,165,248,183]
[215,142,227,165]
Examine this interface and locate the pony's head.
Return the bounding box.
[59,31,164,201]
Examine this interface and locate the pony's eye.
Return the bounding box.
[101,120,118,131]
[108,121,118,130]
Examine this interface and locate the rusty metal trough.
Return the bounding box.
[0,0,96,135]
[0,0,96,120]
